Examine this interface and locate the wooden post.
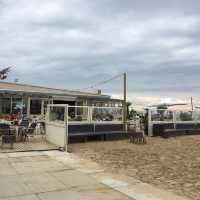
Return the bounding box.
[191,97,194,111]
[173,110,176,129]
[123,72,127,131]
[148,109,153,136]
[27,97,31,117]
[64,105,68,152]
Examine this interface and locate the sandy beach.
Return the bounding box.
[69,136,200,200]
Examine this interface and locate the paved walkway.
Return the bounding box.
[0,150,190,200]
[0,151,132,200]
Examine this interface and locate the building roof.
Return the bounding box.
[0,81,110,99]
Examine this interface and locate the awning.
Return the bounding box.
[52,95,76,101]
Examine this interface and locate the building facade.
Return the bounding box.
[0,81,123,119]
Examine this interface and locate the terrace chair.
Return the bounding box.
[0,123,16,149]
[19,119,29,128]
[18,119,30,140]
[38,122,46,137]
[23,122,37,142]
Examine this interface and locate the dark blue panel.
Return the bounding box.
[68,124,94,134]
[95,124,123,132]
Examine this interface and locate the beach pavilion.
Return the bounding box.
[0,81,123,120]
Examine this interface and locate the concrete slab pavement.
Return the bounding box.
[0,160,17,176]
[0,194,39,200]
[51,169,107,190]
[21,172,66,193]
[46,151,191,200]
[38,187,132,200]
[0,152,133,200]
[0,175,31,198]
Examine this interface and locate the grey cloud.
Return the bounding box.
[0,0,200,106]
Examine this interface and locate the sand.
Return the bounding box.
[69,136,200,200]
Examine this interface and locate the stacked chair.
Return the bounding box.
[0,123,16,149]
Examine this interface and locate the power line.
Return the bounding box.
[78,73,124,91]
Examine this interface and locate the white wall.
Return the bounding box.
[46,122,67,150]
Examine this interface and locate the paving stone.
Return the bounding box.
[11,160,67,174]
[53,154,80,166]
[99,178,129,188]
[38,188,132,200]
[7,152,44,158]
[8,157,34,163]
[0,194,39,200]
[0,161,17,176]
[51,169,105,190]
[0,175,31,198]
[0,153,8,158]
[92,172,141,186]
[77,167,104,174]
[29,155,51,162]
[8,155,50,163]
[54,154,103,173]
[21,173,66,193]
[43,151,68,157]
[115,183,190,200]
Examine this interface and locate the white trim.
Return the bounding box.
[64,105,68,151]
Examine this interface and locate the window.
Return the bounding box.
[22,98,28,114]
[49,106,65,123]
[12,98,23,114]
[43,100,49,115]
[0,98,11,114]
[0,97,28,115]
[30,99,42,115]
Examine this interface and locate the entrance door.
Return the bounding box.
[53,100,75,106]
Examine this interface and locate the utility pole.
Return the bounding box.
[123,72,127,130]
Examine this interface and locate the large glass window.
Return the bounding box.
[0,97,28,116]
[0,98,11,114]
[43,100,49,115]
[12,98,23,114]
[22,98,28,114]
[30,99,42,115]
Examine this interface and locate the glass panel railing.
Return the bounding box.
[92,107,123,122]
[175,111,193,122]
[193,111,200,121]
[48,106,65,124]
[151,109,173,122]
[68,106,89,122]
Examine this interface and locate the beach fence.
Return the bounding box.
[148,108,200,137]
[45,104,125,151]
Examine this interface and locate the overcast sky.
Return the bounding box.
[1,0,200,108]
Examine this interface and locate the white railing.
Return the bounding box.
[67,105,123,124]
[46,104,68,150]
[45,104,124,150]
[148,108,200,136]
